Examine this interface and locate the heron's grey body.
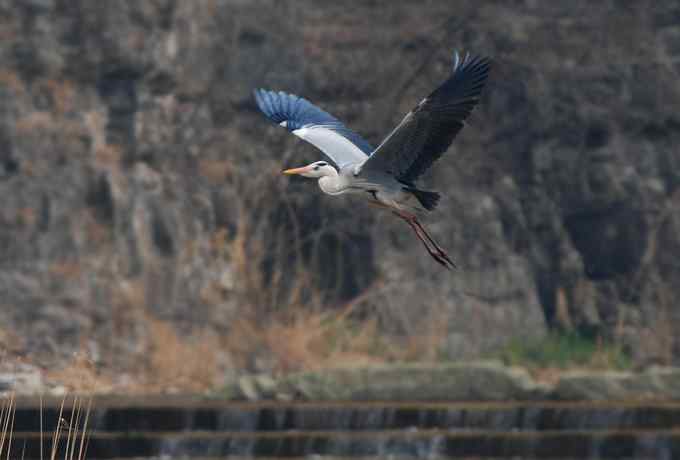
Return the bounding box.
[254,51,491,269]
[296,162,420,213]
[339,169,417,212]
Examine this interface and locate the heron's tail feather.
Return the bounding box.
[407,188,440,211]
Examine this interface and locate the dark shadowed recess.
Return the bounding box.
[565,205,647,280]
[0,130,19,177]
[85,172,115,225]
[97,66,141,164]
[262,189,377,305]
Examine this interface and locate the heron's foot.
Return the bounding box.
[427,246,456,270]
[430,245,456,270]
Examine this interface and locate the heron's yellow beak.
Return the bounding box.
[282,166,311,175]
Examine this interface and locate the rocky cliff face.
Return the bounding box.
[0,0,678,379]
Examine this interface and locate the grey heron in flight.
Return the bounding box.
[254,51,491,269]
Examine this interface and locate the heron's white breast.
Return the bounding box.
[318,175,349,195]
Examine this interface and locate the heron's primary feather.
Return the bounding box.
[253,89,373,168]
[361,52,491,183]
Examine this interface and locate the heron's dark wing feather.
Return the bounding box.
[254,89,373,168]
[362,52,491,183]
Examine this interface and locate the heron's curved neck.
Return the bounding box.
[318,168,345,195]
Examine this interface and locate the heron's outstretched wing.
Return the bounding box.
[254,89,373,169]
[361,52,491,183]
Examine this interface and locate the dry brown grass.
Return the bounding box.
[48,264,450,392]
[44,270,448,394]
[46,352,114,395]
[46,313,224,394]
[112,309,217,392]
[144,315,222,392]
[399,309,450,362]
[41,275,224,394]
[225,286,449,374]
[225,308,377,374]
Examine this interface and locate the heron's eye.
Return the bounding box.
[318,162,327,167]
[313,166,319,171]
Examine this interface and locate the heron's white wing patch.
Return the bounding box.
[254,89,374,168]
[293,126,368,169]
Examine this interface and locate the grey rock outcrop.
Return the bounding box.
[227,363,680,402]
[552,367,680,401]
[277,362,548,401]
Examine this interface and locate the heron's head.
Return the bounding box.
[282,161,335,178]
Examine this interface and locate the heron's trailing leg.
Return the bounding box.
[411,218,456,268]
[409,217,456,270]
[392,210,456,270]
